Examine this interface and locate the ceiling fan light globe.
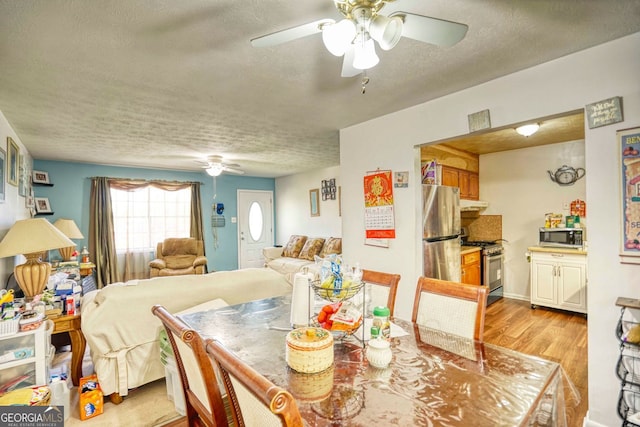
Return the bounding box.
[353,37,379,70]
[322,19,356,56]
[369,15,403,50]
[206,165,223,176]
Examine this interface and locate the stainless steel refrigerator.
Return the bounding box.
[422,184,461,282]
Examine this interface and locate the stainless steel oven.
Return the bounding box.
[462,241,504,305]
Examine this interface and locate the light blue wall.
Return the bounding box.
[33,160,275,272]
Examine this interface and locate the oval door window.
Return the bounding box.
[248,201,264,241]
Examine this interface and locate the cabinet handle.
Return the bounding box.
[551,253,564,258]
[557,266,561,277]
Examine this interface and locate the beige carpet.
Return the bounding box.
[53,346,182,426]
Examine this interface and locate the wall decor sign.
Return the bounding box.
[309,189,320,217]
[618,126,640,264]
[586,96,623,129]
[0,147,5,203]
[467,109,491,133]
[7,137,18,186]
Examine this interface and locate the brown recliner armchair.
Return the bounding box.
[149,238,207,277]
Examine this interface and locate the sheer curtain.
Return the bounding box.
[89,178,205,287]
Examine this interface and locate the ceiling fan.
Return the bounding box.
[198,156,245,176]
[250,0,468,78]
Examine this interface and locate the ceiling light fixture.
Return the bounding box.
[206,165,223,177]
[516,123,540,137]
[322,19,356,56]
[353,34,379,70]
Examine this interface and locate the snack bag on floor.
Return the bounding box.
[79,374,103,420]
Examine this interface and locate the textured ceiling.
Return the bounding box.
[0,1,638,177]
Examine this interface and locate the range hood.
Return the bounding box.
[460,199,489,211]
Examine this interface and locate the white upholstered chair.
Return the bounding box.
[411,277,488,342]
[205,338,304,427]
[361,269,401,316]
[152,305,233,427]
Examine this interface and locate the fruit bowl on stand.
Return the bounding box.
[311,280,363,303]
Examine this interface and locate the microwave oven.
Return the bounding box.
[539,228,584,249]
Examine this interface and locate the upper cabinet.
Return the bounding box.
[441,166,479,201]
[421,145,480,201]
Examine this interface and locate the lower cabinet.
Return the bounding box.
[461,249,481,286]
[530,250,587,314]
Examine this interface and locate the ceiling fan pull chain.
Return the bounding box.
[361,73,370,94]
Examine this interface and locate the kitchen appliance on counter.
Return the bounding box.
[539,227,584,249]
[462,240,504,305]
[422,185,461,282]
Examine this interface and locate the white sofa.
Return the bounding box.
[263,236,342,283]
[81,268,291,397]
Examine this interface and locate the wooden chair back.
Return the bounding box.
[361,269,401,316]
[205,339,304,427]
[151,305,231,427]
[411,277,488,342]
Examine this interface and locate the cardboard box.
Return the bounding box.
[79,374,103,420]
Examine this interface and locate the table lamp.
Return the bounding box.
[53,218,84,261]
[0,218,75,300]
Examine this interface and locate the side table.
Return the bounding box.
[50,314,85,386]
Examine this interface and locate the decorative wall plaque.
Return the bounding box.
[586,96,623,129]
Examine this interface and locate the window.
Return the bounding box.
[111,186,191,252]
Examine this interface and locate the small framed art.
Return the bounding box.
[32,170,50,185]
[0,147,5,203]
[309,189,320,217]
[35,197,52,214]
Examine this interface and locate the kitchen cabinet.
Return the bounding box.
[441,165,479,200]
[461,247,481,286]
[529,249,587,314]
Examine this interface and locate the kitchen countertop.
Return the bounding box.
[528,246,587,255]
[461,246,482,255]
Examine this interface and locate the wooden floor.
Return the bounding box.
[484,298,588,427]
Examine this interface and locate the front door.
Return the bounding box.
[237,190,274,269]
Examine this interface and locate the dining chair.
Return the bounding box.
[205,338,304,427]
[152,305,233,427]
[411,277,488,342]
[361,269,401,316]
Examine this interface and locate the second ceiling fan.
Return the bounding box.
[251,0,468,78]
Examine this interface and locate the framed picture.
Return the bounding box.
[0,147,5,203]
[619,126,640,263]
[25,192,34,209]
[7,137,18,186]
[32,170,50,185]
[35,197,52,214]
[309,189,320,217]
[18,154,27,197]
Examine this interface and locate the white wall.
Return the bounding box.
[340,32,639,426]
[274,166,341,244]
[0,110,33,287]
[481,140,586,300]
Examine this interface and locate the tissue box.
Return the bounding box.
[79,374,103,420]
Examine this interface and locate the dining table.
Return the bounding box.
[179,294,569,426]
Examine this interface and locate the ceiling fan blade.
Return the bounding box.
[223,167,245,175]
[341,46,360,78]
[390,12,468,47]
[250,19,334,48]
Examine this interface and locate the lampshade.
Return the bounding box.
[53,218,84,261]
[369,15,403,51]
[353,36,379,70]
[322,19,356,56]
[0,218,75,299]
[206,165,223,177]
[516,123,540,137]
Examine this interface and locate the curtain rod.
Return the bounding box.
[89,177,205,185]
